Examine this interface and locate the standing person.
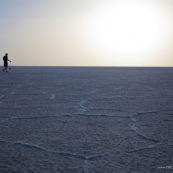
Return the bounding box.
[3,53,11,73]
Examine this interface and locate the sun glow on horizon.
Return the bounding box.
[81,0,169,65]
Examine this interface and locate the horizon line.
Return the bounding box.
[2,65,173,68]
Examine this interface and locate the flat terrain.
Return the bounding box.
[0,67,173,173]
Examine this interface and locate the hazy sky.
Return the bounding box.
[1,0,173,66]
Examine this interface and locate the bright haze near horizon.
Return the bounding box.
[1,0,173,66]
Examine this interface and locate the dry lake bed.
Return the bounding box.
[0,67,173,173]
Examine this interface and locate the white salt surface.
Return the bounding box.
[0,67,173,173]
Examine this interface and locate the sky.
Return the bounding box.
[1,0,173,66]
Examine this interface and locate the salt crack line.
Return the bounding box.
[49,93,56,100]
[83,160,88,173]
[78,100,87,114]
[0,138,104,173]
[0,140,104,161]
[130,114,158,143]
[127,142,173,153]
[113,86,124,91]
[127,142,163,153]
[0,140,85,159]
[41,91,57,100]
[76,113,130,119]
[86,154,104,160]
[83,154,105,173]
[134,111,158,116]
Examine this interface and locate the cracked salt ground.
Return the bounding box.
[0,67,173,173]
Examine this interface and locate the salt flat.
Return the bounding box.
[0,67,173,173]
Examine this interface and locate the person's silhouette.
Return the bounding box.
[3,53,11,73]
